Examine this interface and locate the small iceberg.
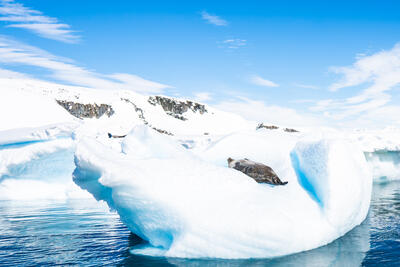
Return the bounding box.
[73,125,372,259]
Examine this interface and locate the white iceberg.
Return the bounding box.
[73,125,372,259]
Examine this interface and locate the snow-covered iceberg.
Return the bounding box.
[73,125,372,259]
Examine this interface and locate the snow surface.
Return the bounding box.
[0,82,76,132]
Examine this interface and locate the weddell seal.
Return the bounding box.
[227,158,288,185]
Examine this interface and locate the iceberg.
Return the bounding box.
[73,125,372,259]
[365,150,400,182]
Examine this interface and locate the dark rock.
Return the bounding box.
[56,100,114,119]
[108,133,127,138]
[148,96,207,121]
[284,128,299,133]
[256,123,279,130]
[227,158,288,185]
[152,127,174,136]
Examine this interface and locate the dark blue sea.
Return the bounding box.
[0,180,399,267]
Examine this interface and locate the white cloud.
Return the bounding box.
[214,96,323,127]
[201,11,227,26]
[290,99,315,104]
[293,83,319,90]
[0,0,79,43]
[0,66,31,79]
[108,73,169,93]
[312,43,400,127]
[250,75,279,87]
[193,92,212,102]
[0,36,171,93]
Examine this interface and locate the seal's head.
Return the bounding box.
[227,157,234,165]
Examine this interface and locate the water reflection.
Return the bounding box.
[362,181,400,266]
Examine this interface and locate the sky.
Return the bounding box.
[1,0,400,128]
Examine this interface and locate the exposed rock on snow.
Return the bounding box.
[284,128,299,133]
[227,157,288,185]
[148,96,207,121]
[56,100,114,119]
[152,127,174,136]
[255,124,299,133]
[121,98,146,120]
[108,133,126,138]
[121,97,174,135]
[256,123,279,130]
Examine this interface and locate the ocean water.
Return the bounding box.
[0,181,399,267]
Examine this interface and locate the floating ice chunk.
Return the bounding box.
[365,150,400,182]
[73,127,372,259]
[0,138,91,200]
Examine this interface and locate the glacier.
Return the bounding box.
[0,76,399,259]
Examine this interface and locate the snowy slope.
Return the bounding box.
[0,78,252,137]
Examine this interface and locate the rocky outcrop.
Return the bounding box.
[121,98,174,136]
[108,133,126,138]
[152,127,173,136]
[227,158,288,185]
[56,100,114,119]
[121,98,145,120]
[256,123,279,130]
[148,96,207,121]
[284,128,299,133]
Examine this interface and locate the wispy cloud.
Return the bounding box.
[293,83,319,90]
[0,36,171,93]
[218,39,246,49]
[290,99,315,104]
[311,43,400,126]
[201,11,228,26]
[0,0,79,43]
[0,66,31,79]
[250,75,279,87]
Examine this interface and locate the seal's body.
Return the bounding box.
[228,157,288,185]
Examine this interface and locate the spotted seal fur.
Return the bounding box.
[227,157,288,185]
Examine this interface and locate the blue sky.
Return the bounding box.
[1,0,400,128]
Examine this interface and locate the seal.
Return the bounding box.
[227,157,288,185]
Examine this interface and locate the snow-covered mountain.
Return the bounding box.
[0,76,399,259]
